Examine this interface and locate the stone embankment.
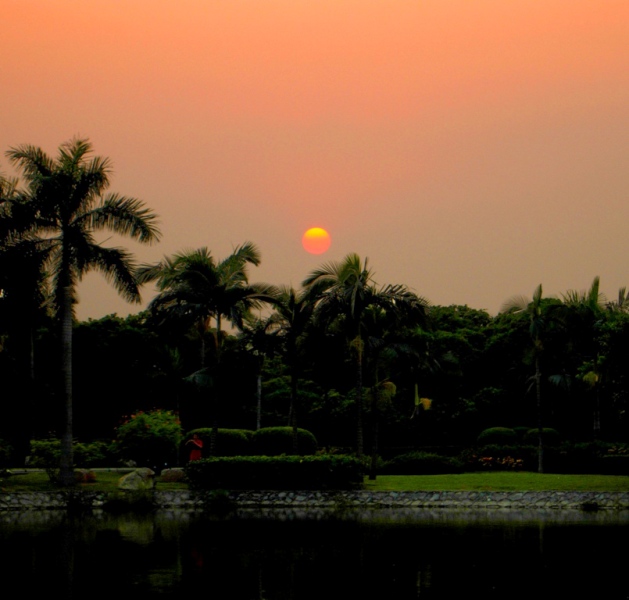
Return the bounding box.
[2,489,629,511]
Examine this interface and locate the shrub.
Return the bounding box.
[477,427,517,445]
[185,454,364,490]
[523,428,561,446]
[460,444,535,471]
[28,439,116,469]
[74,441,113,467]
[251,426,318,456]
[28,438,62,469]
[113,409,183,470]
[382,451,464,475]
[0,438,14,468]
[549,441,629,474]
[187,428,254,457]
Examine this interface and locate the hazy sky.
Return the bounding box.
[3,0,628,321]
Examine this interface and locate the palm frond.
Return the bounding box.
[89,193,161,244]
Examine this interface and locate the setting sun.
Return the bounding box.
[302,227,331,255]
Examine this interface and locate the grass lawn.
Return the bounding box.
[2,470,629,493]
[0,470,189,493]
[363,472,629,492]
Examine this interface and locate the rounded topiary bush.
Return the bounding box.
[523,427,561,446]
[252,426,318,456]
[382,451,464,475]
[513,426,531,441]
[187,428,254,457]
[477,427,518,445]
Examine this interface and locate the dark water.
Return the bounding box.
[1,507,628,599]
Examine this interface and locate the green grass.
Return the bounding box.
[363,472,629,492]
[0,470,188,492]
[2,470,629,493]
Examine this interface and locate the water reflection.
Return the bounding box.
[1,507,629,598]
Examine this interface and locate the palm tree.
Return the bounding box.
[138,243,277,453]
[6,138,161,485]
[561,276,607,437]
[303,253,429,456]
[239,313,281,431]
[269,285,316,451]
[0,172,52,461]
[501,284,561,473]
[606,286,629,313]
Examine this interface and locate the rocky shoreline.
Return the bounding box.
[2,489,629,512]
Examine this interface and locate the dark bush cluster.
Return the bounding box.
[381,451,464,475]
[0,438,14,468]
[186,426,318,457]
[185,454,363,490]
[28,438,114,469]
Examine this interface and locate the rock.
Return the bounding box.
[160,468,186,483]
[118,468,155,490]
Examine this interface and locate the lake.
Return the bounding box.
[1,507,628,598]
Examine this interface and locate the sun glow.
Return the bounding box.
[302,227,331,255]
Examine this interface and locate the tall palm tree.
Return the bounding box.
[0,172,51,461]
[239,313,281,431]
[501,284,561,473]
[6,138,161,485]
[303,253,429,456]
[138,243,277,453]
[561,276,607,437]
[270,285,316,451]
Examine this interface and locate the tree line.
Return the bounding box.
[2,138,629,481]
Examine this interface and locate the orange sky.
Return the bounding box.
[2,0,628,320]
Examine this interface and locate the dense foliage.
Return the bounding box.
[112,409,183,470]
[185,454,365,490]
[3,139,629,475]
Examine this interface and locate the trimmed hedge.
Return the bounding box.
[251,427,318,456]
[187,428,254,457]
[382,452,464,475]
[184,454,364,490]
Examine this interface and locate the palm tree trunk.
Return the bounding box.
[210,314,222,456]
[290,361,299,453]
[355,339,364,457]
[593,386,601,440]
[256,368,262,431]
[535,356,544,474]
[59,281,75,486]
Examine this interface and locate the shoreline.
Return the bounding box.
[2,489,629,512]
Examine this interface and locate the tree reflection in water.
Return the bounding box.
[1,508,629,598]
